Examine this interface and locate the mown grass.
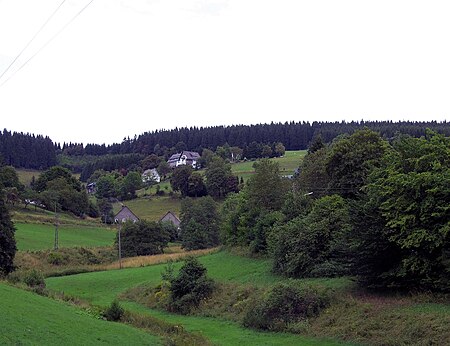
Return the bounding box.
[45,250,450,345]
[124,302,342,346]
[113,196,181,222]
[15,223,116,251]
[46,251,350,346]
[0,283,160,345]
[46,251,350,306]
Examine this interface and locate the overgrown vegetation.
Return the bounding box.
[222,129,450,293]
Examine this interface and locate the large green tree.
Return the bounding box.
[0,189,16,275]
[358,131,450,291]
[326,129,387,198]
[34,167,89,216]
[247,159,285,211]
[120,171,142,200]
[118,220,170,257]
[297,147,330,197]
[181,196,220,250]
[272,195,352,278]
[170,165,193,197]
[205,156,238,199]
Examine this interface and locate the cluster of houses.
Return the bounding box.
[87,151,199,230]
[114,205,180,229]
[86,151,201,195]
[142,151,200,183]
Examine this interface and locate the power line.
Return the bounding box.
[0,0,95,88]
[0,0,67,83]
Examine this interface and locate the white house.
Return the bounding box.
[142,168,161,184]
[167,151,201,168]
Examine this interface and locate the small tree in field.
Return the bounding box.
[169,257,214,314]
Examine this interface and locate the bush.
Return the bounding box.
[243,282,331,332]
[169,257,214,314]
[47,252,68,265]
[23,269,46,288]
[104,300,124,321]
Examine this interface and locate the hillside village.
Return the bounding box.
[0,122,449,346]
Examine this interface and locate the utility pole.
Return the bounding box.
[54,203,59,250]
[118,224,122,269]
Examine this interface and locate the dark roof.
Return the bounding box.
[114,205,140,222]
[159,211,181,227]
[168,151,200,162]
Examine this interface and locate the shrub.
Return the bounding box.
[243,282,331,332]
[169,257,214,314]
[104,300,124,321]
[23,269,46,288]
[47,252,68,265]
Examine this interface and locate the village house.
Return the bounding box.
[86,182,96,194]
[114,205,140,223]
[159,211,181,229]
[167,151,201,168]
[142,168,161,184]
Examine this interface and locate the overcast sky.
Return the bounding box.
[0,0,449,145]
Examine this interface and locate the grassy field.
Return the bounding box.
[46,251,350,346]
[16,169,43,186]
[11,204,103,227]
[15,223,116,251]
[231,150,307,181]
[46,251,351,306]
[138,180,173,197]
[113,196,181,222]
[45,250,450,345]
[16,168,81,186]
[0,283,160,345]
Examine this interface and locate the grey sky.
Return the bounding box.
[0,0,449,145]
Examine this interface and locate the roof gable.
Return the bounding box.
[114,205,140,222]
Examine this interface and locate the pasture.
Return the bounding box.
[15,223,116,251]
[16,168,81,186]
[0,283,160,345]
[45,250,450,346]
[16,169,43,186]
[230,150,306,181]
[113,196,181,222]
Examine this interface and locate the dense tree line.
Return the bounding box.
[80,154,144,181]
[77,120,450,156]
[3,121,449,172]
[0,129,56,169]
[221,129,450,292]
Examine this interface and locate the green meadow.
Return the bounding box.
[0,283,160,345]
[15,223,116,251]
[46,251,350,346]
[231,150,307,181]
